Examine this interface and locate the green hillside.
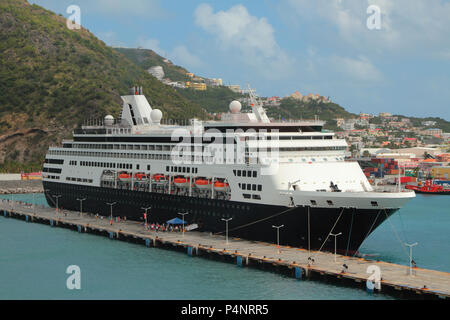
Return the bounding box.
[115,47,244,114]
[114,47,191,83]
[0,0,207,171]
[265,97,357,130]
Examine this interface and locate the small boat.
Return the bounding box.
[174,177,190,188]
[118,172,132,182]
[214,181,229,192]
[195,178,212,189]
[152,174,168,184]
[405,180,450,194]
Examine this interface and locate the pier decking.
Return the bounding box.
[1,200,449,299]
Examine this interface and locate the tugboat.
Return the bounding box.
[405,180,450,195]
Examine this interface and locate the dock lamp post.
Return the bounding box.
[77,198,86,217]
[52,194,61,214]
[405,242,418,276]
[178,212,189,237]
[106,202,116,225]
[221,218,233,244]
[141,206,151,230]
[330,232,342,263]
[272,225,284,253]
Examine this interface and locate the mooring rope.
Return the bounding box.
[353,209,381,256]
[345,208,355,256]
[313,207,345,255]
[214,206,298,235]
[383,208,410,259]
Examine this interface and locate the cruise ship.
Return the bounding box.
[42,87,415,254]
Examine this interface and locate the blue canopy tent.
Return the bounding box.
[166,217,187,225]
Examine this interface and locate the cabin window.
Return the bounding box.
[310,200,317,205]
[243,194,251,199]
[243,170,247,177]
[253,171,257,178]
[327,200,333,205]
[258,185,262,191]
[371,201,378,207]
[237,170,241,176]
[252,195,261,200]
[252,184,257,191]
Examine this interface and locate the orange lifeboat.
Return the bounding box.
[214,181,229,192]
[118,172,132,182]
[195,178,212,189]
[174,177,190,188]
[152,174,167,184]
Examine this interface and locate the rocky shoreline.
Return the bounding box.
[0,180,43,194]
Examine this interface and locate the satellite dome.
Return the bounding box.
[150,109,163,124]
[229,100,242,114]
[104,115,114,126]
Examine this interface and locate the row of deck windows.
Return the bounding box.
[239,183,262,191]
[166,166,199,174]
[233,170,258,178]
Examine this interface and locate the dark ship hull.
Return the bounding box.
[44,181,396,255]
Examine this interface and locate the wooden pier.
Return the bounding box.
[1,200,449,300]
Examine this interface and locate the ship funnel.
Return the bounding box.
[129,86,143,95]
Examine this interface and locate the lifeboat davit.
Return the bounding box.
[118,173,132,182]
[134,173,148,181]
[195,179,212,189]
[214,181,229,192]
[174,177,190,188]
[152,174,167,184]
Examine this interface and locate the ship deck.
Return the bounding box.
[1,200,449,299]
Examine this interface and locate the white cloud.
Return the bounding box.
[194,3,294,78]
[170,45,203,69]
[330,55,383,82]
[135,38,203,68]
[87,0,165,18]
[30,0,166,18]
[282,0,450,58]
[97,31,126,47]
[136,37,165,55]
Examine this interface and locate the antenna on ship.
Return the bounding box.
[247,84,270,123]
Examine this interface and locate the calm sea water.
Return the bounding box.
[0,193,448,300]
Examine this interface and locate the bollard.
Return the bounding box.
[295,267,302,280]
[237,255,243,267]
[145,239,150,247]
[187,246,193,257]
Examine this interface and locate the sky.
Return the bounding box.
[29,0,450,120]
